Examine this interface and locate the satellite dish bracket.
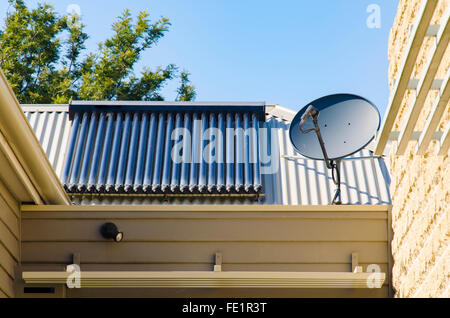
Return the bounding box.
[299,105,342,205]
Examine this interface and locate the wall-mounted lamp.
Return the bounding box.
[100,222,123,242]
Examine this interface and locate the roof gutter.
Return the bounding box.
[0,70,70,205]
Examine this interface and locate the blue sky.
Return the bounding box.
[0,0,399,115]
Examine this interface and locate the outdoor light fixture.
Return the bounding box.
[100,222,123,242]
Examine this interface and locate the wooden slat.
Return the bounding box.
[396,8,450,154]
[0,243,16,279]
[22,218,387,242]
[0,153,32,203]
[0,221,19,261]
[0,195,19,239]
[0,266,14,298]
[0,178,19,217]
[417,70,450,154]
[375,0,439,155]
[0,288,7,298]
[21,241,388,264]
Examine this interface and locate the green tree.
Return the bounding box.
[176,71,196,101]
[0,0,196,103]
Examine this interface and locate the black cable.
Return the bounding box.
[331,160,340,185]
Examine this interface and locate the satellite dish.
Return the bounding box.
[289,94,380,160]
[289,93,380,204]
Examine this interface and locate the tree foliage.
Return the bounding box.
[0,0,196,103]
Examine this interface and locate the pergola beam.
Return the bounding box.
[374,0,438,155]
[395,7,450,155]
[416,69,450,155]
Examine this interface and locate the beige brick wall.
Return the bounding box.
[387,0,449,298]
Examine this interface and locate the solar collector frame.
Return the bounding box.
[61,102,265,196]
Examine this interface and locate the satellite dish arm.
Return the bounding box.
[298,105,319,134]
[298,105,332,169]
[298,109,341,204]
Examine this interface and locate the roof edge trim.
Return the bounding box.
[0,70,70,205]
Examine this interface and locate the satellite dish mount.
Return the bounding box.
[299,105,342,205]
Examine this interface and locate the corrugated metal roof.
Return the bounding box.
[21,103,391,205]
[23,105,72,178]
